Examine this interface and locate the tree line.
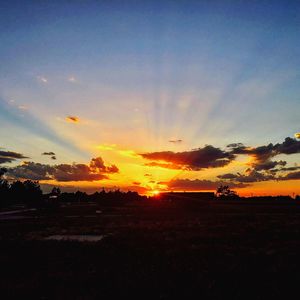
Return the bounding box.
[0,172,147,209]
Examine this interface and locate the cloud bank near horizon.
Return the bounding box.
[1,136,300,192]
[6,157,119,182]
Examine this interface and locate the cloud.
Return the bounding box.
[42,152,55,156]
[89,157,119,173]
[141,145,235,171]
[68,76,76,82]
[295,133,300,139]
[37,76,48,83]
[145,162,185,170]
[252,160,286,171]
[142,138,300,172]
[227,143,245,148]
[217,169,275,183]
[66,116,80,123]
[169,139,183,144]
[274,137,300,155]
[7,157,119,182]
[42,152,57,160]
[165,179,249,191]
[8,162,54,180]
[18,105,28,111]
[280,171,300,180]
[279,166,300,172]
[0,98,86,157]
[216,173,237,180]
[132,181,141,185]
[53,163,109,182]
[228,137,300,171]
[0,150,28,164]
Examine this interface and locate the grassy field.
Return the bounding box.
[1,200,300,299]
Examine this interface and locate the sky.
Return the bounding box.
[1,0,300,196]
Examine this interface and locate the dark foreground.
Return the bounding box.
[1,200,300,299]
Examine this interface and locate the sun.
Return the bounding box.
[152,190,160,196]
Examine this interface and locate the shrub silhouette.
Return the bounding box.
[216,185,238,199]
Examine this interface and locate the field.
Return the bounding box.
[1,200,300,299]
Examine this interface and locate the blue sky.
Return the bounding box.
[1,1,300,194]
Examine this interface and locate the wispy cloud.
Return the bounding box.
[169,139,183,144]
[96,144,138,158]
[17,105,28,111]
[0,150,28,164]
[37,76,48,83]
[68,76,76,83]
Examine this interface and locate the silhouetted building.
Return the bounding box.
[160,192,215,203]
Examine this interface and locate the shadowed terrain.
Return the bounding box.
[1,200,300,299]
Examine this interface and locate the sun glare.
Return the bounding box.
[152,190,160,196]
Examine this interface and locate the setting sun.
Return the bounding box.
[151,190,160,196]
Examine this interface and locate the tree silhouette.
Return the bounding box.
[216,185,238,199]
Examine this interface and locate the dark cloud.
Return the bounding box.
[142,138,300,172]
[279,166,300,172]
[216,173,237,180]
[7,157,119,182]
[228,137,300,171]
[0,150,28,164]
[252,160,286,171]
[227,143,245,148]
[89,157,119,173]
[218,170,275,183]
[8,162,54,180]
[166,179,249,191]
[141,145,235,171]
[280,171,300,181]
[53,163,109,182]
[42,152,57,160]
[132,181,141,186]
[274,137,300,155]
[42,152,55,156]
[230,137,300,160]
[169,139,183,144]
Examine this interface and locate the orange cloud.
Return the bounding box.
[141,145,234,170]
[66,116,80,123]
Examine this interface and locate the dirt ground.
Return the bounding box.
[1,200,300,299]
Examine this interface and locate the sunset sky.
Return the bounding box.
[1,1,300,196]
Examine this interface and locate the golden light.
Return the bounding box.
[152,190,160,196]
